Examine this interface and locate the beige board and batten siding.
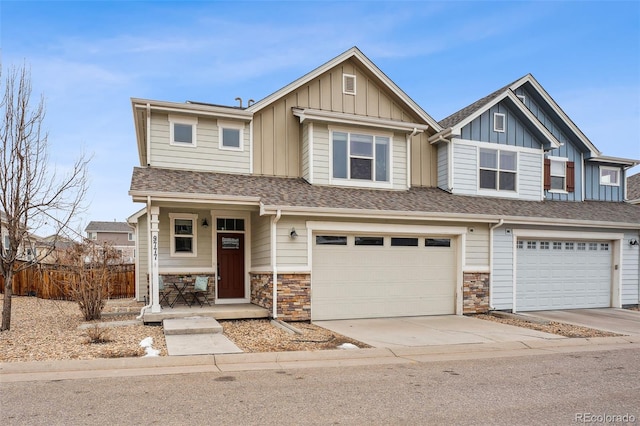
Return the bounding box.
[622,231,640,305]
[251,59,435,185]
[149,112,250,174]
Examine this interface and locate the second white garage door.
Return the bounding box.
[516,240,612,311]
[312,235,457,320]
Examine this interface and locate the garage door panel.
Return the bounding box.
[312,236,456,320]
[516,239,611,311]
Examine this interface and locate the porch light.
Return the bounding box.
[630,239,639,246]
[289,228,298,239]
[202,218,209,229]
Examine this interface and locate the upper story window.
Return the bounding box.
[128,232,134,241]
[332,130,390,185]
[493,113,506,132]
[169,115,197,147]
[599,166,620,186]
[544,157,575,193]
[218,121,244,151]
[88,232,97,240]
[169,213,197,257]
[479,148,516,191]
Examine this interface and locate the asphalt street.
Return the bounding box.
[2,348,638,425]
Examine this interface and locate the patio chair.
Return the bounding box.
[191,276,212,307]
[158,276,172,307]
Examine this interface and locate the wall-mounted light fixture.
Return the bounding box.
[630,239,639,246]
[289,228,298,239]
[202,218,209,229]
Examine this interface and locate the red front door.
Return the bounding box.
[217,233,245,298]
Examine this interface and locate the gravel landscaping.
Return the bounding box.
[0,295,631,363]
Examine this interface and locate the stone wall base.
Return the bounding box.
[250,273,311,321]
[463,272,490,314]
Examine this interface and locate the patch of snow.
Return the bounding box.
[337,343,359,350]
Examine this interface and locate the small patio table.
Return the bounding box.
[171,282,192,307]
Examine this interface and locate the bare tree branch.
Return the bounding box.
[0,62,90,331]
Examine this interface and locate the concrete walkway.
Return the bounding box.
[163,317,242,356]
[2,334,638,383]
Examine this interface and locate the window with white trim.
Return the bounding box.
[479,148,517,191]
[128,232,134,241]
[493,113,505,132]
[599,166,620,186]
[549,157,567,191]
[218,121,244,151]
[169,115,197,146]
[332,131,390,183]
[169,213,197,257]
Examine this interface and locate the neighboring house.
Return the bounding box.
[627,173,640,205]
[1,211,45,262]
[128,47,640,320]
[85,221,136,263]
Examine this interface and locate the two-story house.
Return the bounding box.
[85,221,136,263]
[128,47,640,320]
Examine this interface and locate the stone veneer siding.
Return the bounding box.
[463,272,490,314]
[250,273,311,321]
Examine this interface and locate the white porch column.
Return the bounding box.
[150,206,161,313]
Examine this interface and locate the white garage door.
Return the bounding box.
[312,234,457,320]
[516,240,612,311]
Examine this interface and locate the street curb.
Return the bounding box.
[2,335,639,382]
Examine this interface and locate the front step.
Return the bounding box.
[163,316,223,335]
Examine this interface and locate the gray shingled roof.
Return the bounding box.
[438,78,519,128]
[130,167,640,226]
[85,221,133,233]
[628,173,640,201]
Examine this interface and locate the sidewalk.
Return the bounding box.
[2,334,638,383]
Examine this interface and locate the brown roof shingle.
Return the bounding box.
[130,167,640,227]
[627,173,640,202]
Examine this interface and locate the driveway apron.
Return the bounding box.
[521,308,640,335]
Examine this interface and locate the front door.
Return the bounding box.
[217,233,245,298]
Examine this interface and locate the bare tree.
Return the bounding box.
[0,63,90,331]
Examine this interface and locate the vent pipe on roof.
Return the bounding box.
[247,99,255,107]
[235,97,243,108]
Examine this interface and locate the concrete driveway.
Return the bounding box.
[314,315,563,349]
[521,308,640,335]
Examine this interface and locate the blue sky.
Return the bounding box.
[2,1,639,235]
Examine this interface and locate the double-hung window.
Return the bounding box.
[549,157,567,191]
[479,148,517,191]
[332,131,390,184]
[169,213,197,257]
[169,115,197,146]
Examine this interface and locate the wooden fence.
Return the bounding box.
[0,262,135,300]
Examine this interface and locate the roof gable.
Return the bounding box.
[247,47,441,131]
[85,221,133,233]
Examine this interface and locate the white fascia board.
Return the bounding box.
[587,156,640,167]
[260,204,640,230]
[129,191,261,205]
[131,98,253,121]
[293,107,429,133]
[307,220,467,235]
[450,91,561,149]
[127,207,148,224]
[428,128,454,144]
[510,75,601,156]
[247,47,441,131]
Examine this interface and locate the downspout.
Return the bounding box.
[146,103,151,166]
[488,218,505,311]
[271,209,282,318]
[136,196,153,320]
[406,128,419,189]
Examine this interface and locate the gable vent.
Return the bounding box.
[343,74,356,95]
